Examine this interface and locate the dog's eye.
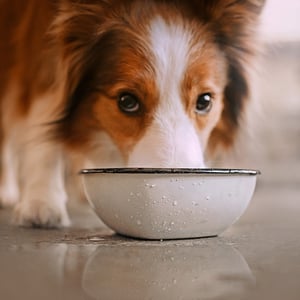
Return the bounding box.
[118,93,140,114]
[195,93,212,114]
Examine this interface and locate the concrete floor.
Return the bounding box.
[1,43,300,300]
[1,183,299,300]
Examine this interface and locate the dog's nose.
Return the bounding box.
[127,121,205,168]
[127,145,205,168]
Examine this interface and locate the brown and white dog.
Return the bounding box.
[0,0,265,227]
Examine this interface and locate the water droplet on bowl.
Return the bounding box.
[172,201,178,206]
[136,220,142,225]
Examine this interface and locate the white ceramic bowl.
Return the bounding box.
[80,168,259,240]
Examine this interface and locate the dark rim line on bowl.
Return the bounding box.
[80,168,260,176]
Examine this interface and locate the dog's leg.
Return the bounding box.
[0,88,20,208]
[13,139,70,228]
[0,134,19,207]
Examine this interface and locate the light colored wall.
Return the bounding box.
[243,0,300,185]
[261,0,300,42]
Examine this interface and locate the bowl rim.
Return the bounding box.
[80,168,260,176]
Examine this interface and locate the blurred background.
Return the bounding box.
[238,0,300,186]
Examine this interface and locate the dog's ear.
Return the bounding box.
[50,1,110,123]
[47,1,116,147]
[196,0,266,155]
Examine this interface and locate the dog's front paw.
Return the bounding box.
[0,194,18,209]
[0,185,19,208]
[13,198,70,228]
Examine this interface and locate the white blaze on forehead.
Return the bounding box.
[127,17,205,168]
[148,17,192,100]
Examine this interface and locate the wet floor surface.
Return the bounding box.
[1,183,299,300]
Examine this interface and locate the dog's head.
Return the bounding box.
[52,0,265,168]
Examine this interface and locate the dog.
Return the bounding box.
[0,0,265,228]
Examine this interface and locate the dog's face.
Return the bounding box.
[81,15,228,168]
[54,0,265,168]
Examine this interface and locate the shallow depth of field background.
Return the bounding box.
[238,0,300,186]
